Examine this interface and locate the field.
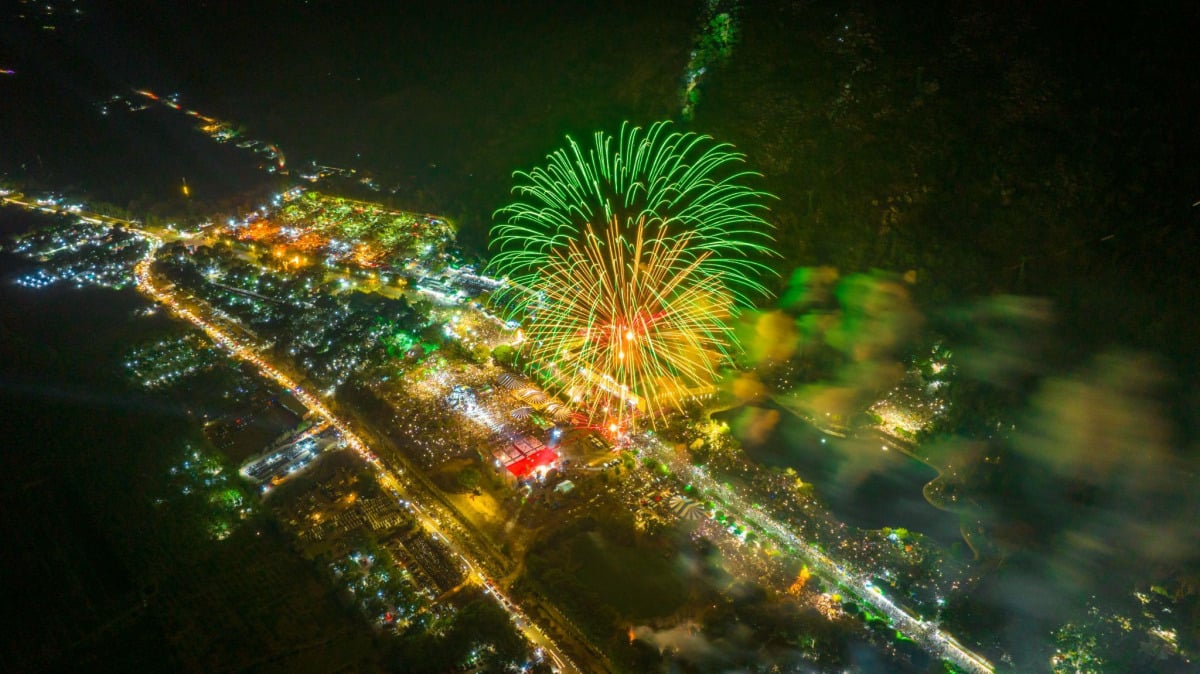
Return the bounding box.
[566,530,688,620]
[526,511,690,624]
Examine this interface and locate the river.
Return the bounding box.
[715,402,962,548]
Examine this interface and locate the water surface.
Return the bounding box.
[717,402,962,547]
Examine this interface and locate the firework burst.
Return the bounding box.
[488,121,775,430]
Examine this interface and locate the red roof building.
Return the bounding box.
[505,447,559,479]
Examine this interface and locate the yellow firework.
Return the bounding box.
[489,122,775,431]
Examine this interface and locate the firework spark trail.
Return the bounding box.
[489,122,776,429]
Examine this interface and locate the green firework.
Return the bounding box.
[488,121,776,429]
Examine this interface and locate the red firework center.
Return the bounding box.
[588,311,668,347]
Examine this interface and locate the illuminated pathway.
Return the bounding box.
[645,435,995,674]
[128,233,581,674]
[2,193,986,671]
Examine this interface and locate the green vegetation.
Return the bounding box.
[125,334,217,389]
[166,444,254,541]
[524,515,688,671]
[327,546,426,629]
[382,328,418,358]
[1050,593,1189,674]
[681,0,740,120]
[456,466,481,491]
[391,593,535,674]
[491,343,516,366]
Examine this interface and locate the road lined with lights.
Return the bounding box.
[645,435,995,674]
[3,192,989,672]
[126,231,583,674]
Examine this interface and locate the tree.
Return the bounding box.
[456,467,481,491]
[492,343,516,366]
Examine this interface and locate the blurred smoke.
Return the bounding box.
[728,405,781,446]
[824,272,922,363]
[632,622,715,663]
[947,350,1197,666]
[728,373,768,404]
[741,309,799,367]
[942,294,1053,388]
[1016,350,1169,483]
[633,612,901,674]
[726,267,1199,667]
[632,619,826,673]
[779,265,840,311]
[735,270,921,422]
[1009,350,1193,569]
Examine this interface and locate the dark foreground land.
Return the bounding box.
[0,221,381,672]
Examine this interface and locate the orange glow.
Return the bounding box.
[787,565,812,596]
[352,242,382,267]
[294,232,323,252]
[813,592,843,620]
[220,193,453,280]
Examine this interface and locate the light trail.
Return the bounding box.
[644,435,995,673]
[484,242,992,670]
[127,231,580,673]
[128,214,984,672]
[1,193,986,671]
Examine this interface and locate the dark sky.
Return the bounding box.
[3,0,1199,358]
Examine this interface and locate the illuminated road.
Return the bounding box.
[643,435,995,674]
[2,192,989,671]
[125,231,582,673]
